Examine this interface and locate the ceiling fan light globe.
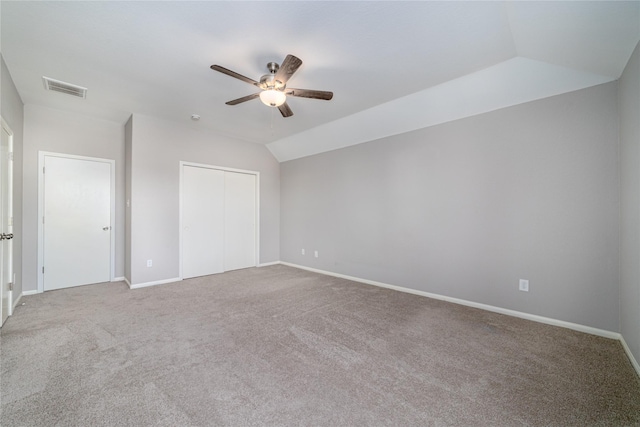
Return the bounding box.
[260,89,286,107]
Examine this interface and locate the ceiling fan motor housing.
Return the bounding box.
[259,62,285,91]
[259,74,285,91]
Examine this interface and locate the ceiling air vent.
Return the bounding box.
[42,77,87,99]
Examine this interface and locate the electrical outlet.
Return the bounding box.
[301,248,305,255]
[147,259,153,267]
[314,250,319,258]
[519,279,529,292]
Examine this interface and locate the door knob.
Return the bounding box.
[102,226,110,231]
[0,233,13,240]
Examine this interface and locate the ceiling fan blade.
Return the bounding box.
[225,93,260,105]
[210,65,259,86]
[286,88,333,101]
[278,102,293,118]
[275,55,303,84]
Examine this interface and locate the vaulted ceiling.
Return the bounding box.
[2,1,639,161]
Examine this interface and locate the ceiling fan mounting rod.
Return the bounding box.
[266,62,279,74]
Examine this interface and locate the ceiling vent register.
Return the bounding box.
[42,77,87,99]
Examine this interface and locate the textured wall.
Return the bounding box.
[281,82,620,331]
[620,41,640,365]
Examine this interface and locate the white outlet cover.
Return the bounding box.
[314,251,319,258]
[301,249,305,255]
[147,259,153,267]
[519,279,529,292]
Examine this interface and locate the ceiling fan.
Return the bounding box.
[210,54,333,118]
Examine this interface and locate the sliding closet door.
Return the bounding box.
[182,164,258,279]
[182,166,225,279]
[224,172,256,271]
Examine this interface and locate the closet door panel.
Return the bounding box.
[224,172,256,271]
[182,166,225,278]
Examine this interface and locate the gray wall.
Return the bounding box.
[620,41,640,364]
[281,82,620,332]
[1,56,24,299]
[128,114,279,285]
[22,105,125,291]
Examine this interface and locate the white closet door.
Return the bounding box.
[224,172,256,271]
[43,156,111,290]
[182,166,225,279]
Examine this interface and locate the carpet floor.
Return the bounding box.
[1,265,639,426]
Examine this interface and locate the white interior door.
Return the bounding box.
[1,123,13,325]
[182,166,225,279]
[43,156,111,291]
[224,172,256,271]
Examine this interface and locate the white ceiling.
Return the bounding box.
[1,1,639,161]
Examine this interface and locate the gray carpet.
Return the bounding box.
[1,265,639,426]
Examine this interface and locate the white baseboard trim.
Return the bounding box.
[22,290,40,296]
[128,277,181,290]
[123,277,131,287]
[112,276,126,282]
[280,262,620,340]
[620,335,640,377]
[258,261,281,267]
[12,292,22,310]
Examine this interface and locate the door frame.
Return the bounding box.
[1,117,13,319]
[38,151,116,293]
[178,161,260,280]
